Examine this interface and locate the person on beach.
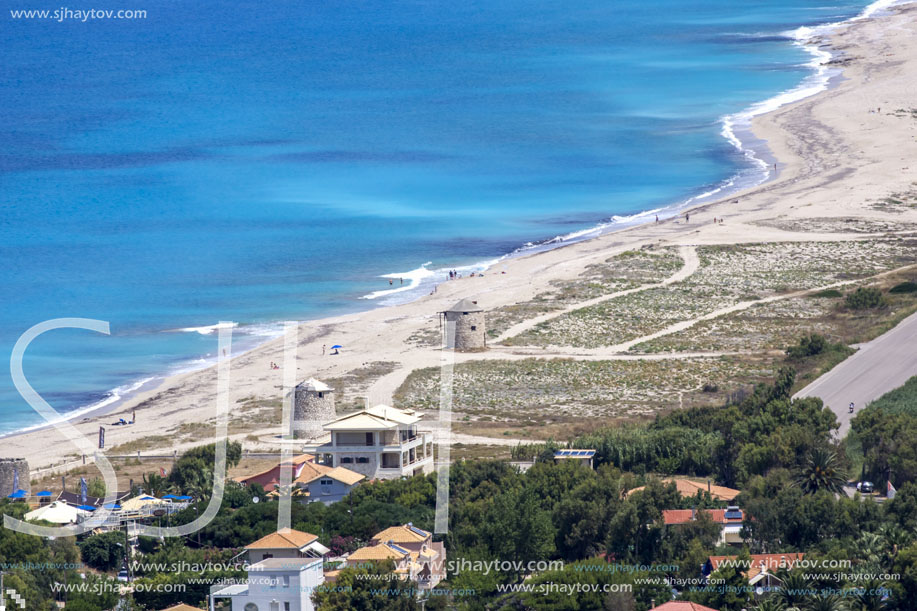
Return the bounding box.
[655,214,659,223]
[685,213,690,223]
[322,344,326,356]
[400,277,403,285]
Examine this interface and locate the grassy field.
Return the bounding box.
[395,356,773,429]
[503,240,917,349]
[485,247,683,339]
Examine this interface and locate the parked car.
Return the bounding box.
[857,481,875,494]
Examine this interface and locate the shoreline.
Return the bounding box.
[0,1,858,439]
[5,0,917,468]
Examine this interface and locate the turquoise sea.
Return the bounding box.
[0,0,895,434]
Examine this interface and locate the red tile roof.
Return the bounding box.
[661,509,742,525]
[651,602,720,611]
[708,553,805,579]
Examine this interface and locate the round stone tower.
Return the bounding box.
[441,298,486,352]
[292,378,336,440]
[0,458,30,498]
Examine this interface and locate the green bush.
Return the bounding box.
[890,281,917,294]
[786,333,829,359]
[810,288,843,298]
[845,286,887,310]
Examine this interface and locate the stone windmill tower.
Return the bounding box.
[291,378,336,440]
[0,458,30,498]
[440,298,486,351]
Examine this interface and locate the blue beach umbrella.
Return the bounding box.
[36,490,52,497]
[7,489,27,499]
[331,345,342,349]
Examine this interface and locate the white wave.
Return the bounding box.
[361,262,436,300]
[175,321,238,335]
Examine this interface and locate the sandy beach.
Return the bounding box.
[8,3,917,472]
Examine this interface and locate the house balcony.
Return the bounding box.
[303,432,431,454]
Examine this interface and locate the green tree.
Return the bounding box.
[481,485,555,569]
[78,530,126,572]
[312,560,419,610]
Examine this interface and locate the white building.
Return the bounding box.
[301,405,433,479]
[211,529,329,611]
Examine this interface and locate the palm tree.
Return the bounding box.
[753,598,786,611]
[775,571,812,608]
[794,447,848,495]
[141,472,171,497]
[807,593,849,611]
[853,578,888,611]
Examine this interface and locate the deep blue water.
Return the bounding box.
[0,0,879,433]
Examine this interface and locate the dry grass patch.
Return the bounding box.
[395,357,773,421]
[504,240,917,348]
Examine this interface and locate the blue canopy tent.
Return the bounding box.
[36,490,53,497]
[6,489,27,499]
[174,495,192,501]
[76,505,97,512]
[161,494,177,500]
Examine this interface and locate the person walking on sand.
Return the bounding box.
[655,214,659,223]
[685,213,690,223]
[322,344,326,356]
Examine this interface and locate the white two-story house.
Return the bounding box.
[210,529,329,611]
[301,405,433,479]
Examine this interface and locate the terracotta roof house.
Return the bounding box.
[705,553,805,589]
[371,523,431,549]
[233,453,315,492]
[213,530,327,611]
[345,523,446,589]
[158,605,204,611]
[661,506,745,545]
[629,478,740,502]
[650,602,721,611]
[236,454,363,504]
[244,527,329,563]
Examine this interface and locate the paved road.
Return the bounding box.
[794,310,917,437]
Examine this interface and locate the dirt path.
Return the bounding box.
[492,245,700,343]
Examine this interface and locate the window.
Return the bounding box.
[285,603,291,611]
[282,575,290,587]
[320,479,333,485]
[245,603,259,611]
[470,325,477,331]
[318,391,324,398]
[357,457,369,464]
[262,553,273,560]
[341,457,353,464]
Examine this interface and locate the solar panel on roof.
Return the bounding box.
[724,509,743,519]
[388,543,410,555]
[408,525,428,537]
